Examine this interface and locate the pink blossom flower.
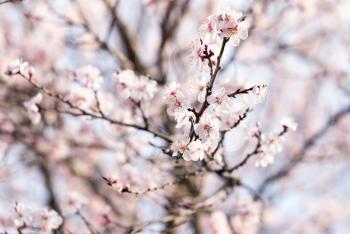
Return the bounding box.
[14,203,62,233]
[14,202,32,227]
[64,192,88,215]
[171,137,190,156]
[163,82,190,116]
[194,111,220,142]
[23,93,43,124]
[191,77,207,103]
[255,134,282,167]
[38,208,63,232]
[183,139,206,161]
[75,65,104,90]
[199,8,249,46]
[174,109,195,129]
[115,70,157,101]
[215,8,248,44]
[207,87,227,105]
[199,15,218,43]
[5,58,29,76]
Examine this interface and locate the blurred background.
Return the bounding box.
[0,0,350,233]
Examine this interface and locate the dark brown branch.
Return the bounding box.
[16,72,172,142]
[228,86,255,98]
[226,129,262,173]
[195,37,229,120]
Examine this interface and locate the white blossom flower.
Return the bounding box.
[174,109,195,129]
[114,69,137,99]
[23,93,43,124]
[183,139,206,161]
[207,87,227,105]
[214,97,245,130]
[191,77,207,103]
[5,58,29,76]
[65,87,95,109]
[38,208,63,232]
[194,111,220,142]
[14,203,62,233]
[64,192,88,215]
[255,134,282,167]
[75,65,104,90]
[115,69,157,101]
[163,81,184,104]
[255,151,275,167]
[199,8,249,46]
[163,82,190,116]
[170,137,190,156]
[133,75,158,101]
[199,15,218,44]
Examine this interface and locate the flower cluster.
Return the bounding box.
[166,84,247,161]
[114,69,158,101]
[163,82,194,130]
[74,65,104,90]
[5,58,35,78]
[23,93,43,124]
[200,7,248,44]
[164,8,260,162]
[63,192,88,215]
[254,118,298,167]
[194,8,248,68]
[14,203,62,233]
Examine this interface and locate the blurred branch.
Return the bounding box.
[156,0,191,84]
[258,104,350,193]
[16,72,172,142]
[102,0,145,72]
[0,0,21,5]
[128,182,235,233]
[44,0,133,69]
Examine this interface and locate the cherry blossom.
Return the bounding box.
[255,134,283,167]
[199,8,249,46]
[14,203,62,233]
[215,8,248,41]
[191,77,207,103]
[37,208,63,233]
[174,109,195,129]
[23,93,43,124]
[194,111,220,142]
[183,139,206,161]
[5,58,29,76]
[115,69,158,101]
[75,65,104,90]
[1,1,347,234]
[14,202,32,227]
[63,192,88,215]
[170,137,190,156]
[164,81,190,116]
